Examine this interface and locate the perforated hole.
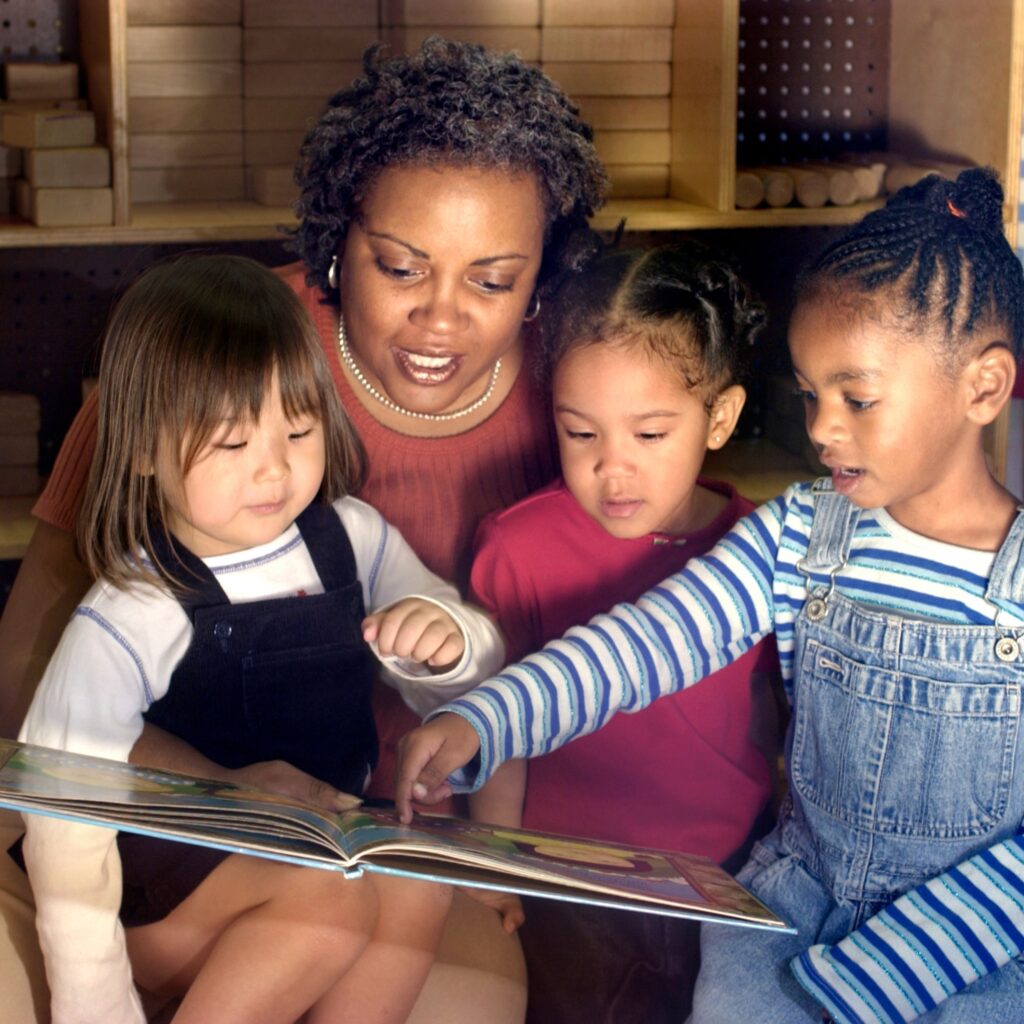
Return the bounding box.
[737,0,890,166]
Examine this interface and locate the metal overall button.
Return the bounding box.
[805,595,829,621]
[995,636,1020,662]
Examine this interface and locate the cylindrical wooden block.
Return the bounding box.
[831,158,886,200]
[767,166,828,208]
[806,164,858,206]
[740,167,795,208]
[734,170,766,209]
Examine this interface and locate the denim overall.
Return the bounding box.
[118,502,377,925]
[691,488,1024,1023]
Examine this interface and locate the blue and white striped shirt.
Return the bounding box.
[440,481,1021,789]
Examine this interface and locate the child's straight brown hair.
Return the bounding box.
[77,254,365,590]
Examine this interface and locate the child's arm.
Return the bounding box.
[791,833,1024,1024]
[343,499,506,715]
[22,816,145,1024]
[468,759,527,828]
[462,760,528,933]
[19,611,154,1024]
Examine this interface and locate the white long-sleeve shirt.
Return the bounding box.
[20,496,505,1024]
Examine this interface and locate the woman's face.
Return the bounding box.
[338,162,546,416]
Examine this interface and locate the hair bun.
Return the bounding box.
[947,166,1004,234]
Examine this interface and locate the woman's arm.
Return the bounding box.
[0,521,92,738]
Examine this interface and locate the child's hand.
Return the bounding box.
[363,598,465,671]
[462,886,526,934]
[395,713,482,823]
[226,759,362,814]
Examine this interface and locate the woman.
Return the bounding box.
[0,38,607,1023]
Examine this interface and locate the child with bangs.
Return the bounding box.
[17,254,506,1024]
[466,241,782,1023]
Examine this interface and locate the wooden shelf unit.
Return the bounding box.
[3,1,1018,246]
[0,0,1021,561]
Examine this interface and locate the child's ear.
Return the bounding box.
[706,385,746,451]
[964,343,1016,427]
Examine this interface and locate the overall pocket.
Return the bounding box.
[791,638,1019,840]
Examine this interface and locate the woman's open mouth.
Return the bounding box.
[395,349,463,386]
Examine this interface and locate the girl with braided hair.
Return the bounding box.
[396,167,1024,1022]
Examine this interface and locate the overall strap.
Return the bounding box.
[293,501,358,593]
[801,478,862,575]
[984,506,1024,611]
[147,527,226,613]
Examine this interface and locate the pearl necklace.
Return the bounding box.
[337,314,502,422]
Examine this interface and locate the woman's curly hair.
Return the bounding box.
[292,37,608,301]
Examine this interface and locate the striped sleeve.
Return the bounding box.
[791,834,1024,1023]
[438,498,784,789]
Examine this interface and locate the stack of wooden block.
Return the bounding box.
[0,392,41,498]
[126,0,244,204]
[541,0,674,198]
[380,0,540,63]
[3,62,113,226]
[242,0,377,208]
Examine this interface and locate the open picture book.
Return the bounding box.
[0,738,791,933]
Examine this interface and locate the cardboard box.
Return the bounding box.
[128,96,243,133]
[3,110,96,149]
[25,146,111,188]
[4,62,79,101]
[126,0,241,26]
[243,28,378,63]
[129,132,243,169]
[127,62,242,98]
[131,165,245,202]
[541,28,672,62]
[126,26,242,62]
[541,62,670,96]
[244,0,377,27]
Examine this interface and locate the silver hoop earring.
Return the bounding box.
[327,255,339,290]
[524,293,541,322]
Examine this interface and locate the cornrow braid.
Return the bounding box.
[797,167,1024,361]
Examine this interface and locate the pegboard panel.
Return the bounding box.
[737,0,890,167]
[0,0,77,62]
[0,240,293,475]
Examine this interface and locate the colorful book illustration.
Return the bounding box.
[0,739,792,933]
